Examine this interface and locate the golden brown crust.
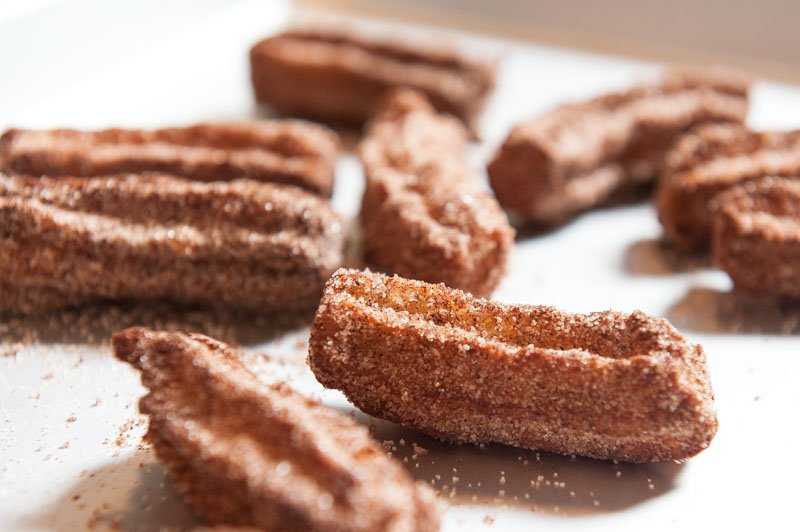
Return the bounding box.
[249,30,496,137]
[658,124,800,252]
[358,90,514,296]
[0,173,344,313]
[711,177,800,297]
[308,269,718,463]
[0,121,339,196]
[112,327,441,532]
[488,67,750,225]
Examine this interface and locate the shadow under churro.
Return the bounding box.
[357,413,683,516]
[667,287,800,335]
[623,238,709,276]
[249,102,363,153]
[333,128,362,153]
[513,187,654,242]
[0,301,316,348]
[18,449,200,532]
[511,219,564,241]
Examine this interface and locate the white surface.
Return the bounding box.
[2,1,800,530]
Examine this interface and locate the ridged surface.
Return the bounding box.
[309,269,718,463]
[358,89,514,296]
[112,327,441,532]
[0,173,344,313]
[658,124,800,251]
[249,30,495,136]
[711,177,800,297]
[0,121,339,196]
[488,67,750,225]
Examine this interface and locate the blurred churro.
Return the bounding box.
[113,327,441,532]
[711,177,800,298]
[358,89,513,296]
[250,29,495,136]
[0,173,344,313]
[488,67,750,225]
[0,121,338,196]
[658,124,800,252]
[309,269,718,463]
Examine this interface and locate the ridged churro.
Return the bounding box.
[0,121,339,196]
[309,269,718,463]
[711,177,800,298]
[0,173,344,313]
[249,29,495,136]
[358,89,513,296]
[488,67,750,225]
[113,327,441,532]
[658,124,800,252]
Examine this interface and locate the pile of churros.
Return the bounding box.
[4,20,799,532]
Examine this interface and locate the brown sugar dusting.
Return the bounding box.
[309,269,718,463]
[711,176,800,298]
[358,89,514,296]
[112,327,441,531]
[249,29,496,136]
[0,173,344,315]
[0,121,339,196]
[658,124,800,252]
[489,66,750,226]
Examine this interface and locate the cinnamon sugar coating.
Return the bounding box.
[358,90,514,296]
[249,30,495,136]
[309,269,718,463]
[0,173,344,313]
[658,124,800,252]
[0,121,339,196]
[711,177,800,297]
[488,67,750,226]
[113,328,441,532]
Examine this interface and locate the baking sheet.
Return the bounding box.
[2,1,800,530]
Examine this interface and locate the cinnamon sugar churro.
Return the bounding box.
[0,173,344,313]
[309,269,718,463]
[113,327,441,532]
[249,30,495,136]
[658,124,800,252]
[488,67,750,225]
[0,121,339,196]
[711,177,800,298]
[358,89,513,296]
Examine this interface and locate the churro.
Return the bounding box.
[308,269,718,463]
[249,29,495,136]
[658,124,800,252]
[358,89,513,296]
[488,67,750,225]
[0,173,344,313]
[711,177,800,298]
[0,121,339,196]
[113,327,441,532]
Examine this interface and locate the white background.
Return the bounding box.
[1,1,799,530]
